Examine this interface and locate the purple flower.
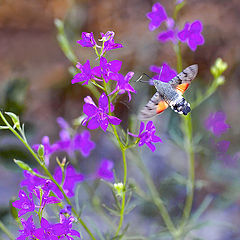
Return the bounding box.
[82,93,121,131]
[74,130,95,157]
[92,57,122,83]
[34,182,61,210]
[12,190,35,217]
[158,18,178,43]
[33,136,58,166]
[205,112,230,137]
[96,159,114,181]
[146,2,167,31]
[17,215,36,240]
[20,169,47,192]
[129,121,162,152]
[77,32,96,47]
[216,140,230,153]
[34,218,59,240]
[53,216,81,239]
[109,72,136,101]
[56,117,95,157]
[178,20,204,51]
[72,60,98,85]
[54,165,84,198]
[150,63,177,83]
[99,31,123,55]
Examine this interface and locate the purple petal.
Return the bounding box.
[108,116,121,125]
[87,117,100,130]
[83,103,98,117]
[178,23,190,41]
[100,118,109,131]
[98,93,109,109]
[108,60,122,73]
[92,66,102,78]
[146,142,156,152]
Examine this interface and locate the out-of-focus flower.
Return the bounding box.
[216,140,230,153]
[54,165,84,198]
[92,57,122,83]
[158,18,178,43]
[178,20,204,51]
[128,121,162,152]
[114,182,124,197]
[150,63,177,83]
[146,2,168,31]
[17,215,36,240]
[96,159,114,181]
[56,117,95,157]
[77,32,96,47]
[109,72,136,101]
[12,190,35,217]
[82,93,121,131]
[72,60,98,85]
[33,136,58,166]
[205,112,230,137]
[99,31,123,55]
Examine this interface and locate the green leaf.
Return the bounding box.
[5,112,21,130]
[14,159,32,171]
[37,144,45,157]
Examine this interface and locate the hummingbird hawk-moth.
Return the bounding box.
[139,64,198,119]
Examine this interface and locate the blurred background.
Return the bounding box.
[0,0,240,239]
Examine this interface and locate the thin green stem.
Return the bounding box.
[179,114,195,229]
[0,112,96,240]
[174,41,183,73]
[0,220,15,240]
[130,150,177,238]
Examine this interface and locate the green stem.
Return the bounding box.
[179,114,195,228]
[0,220,15,240]
[174,41,183,73]
[0,112,96,240]
[131,150,177,238]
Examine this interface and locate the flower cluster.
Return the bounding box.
[146,2,204,51]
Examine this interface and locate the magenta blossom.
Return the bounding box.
[56,117,95,157]
[82,93,121,131]
[178,20,204,51]
[33,136,58,166]
[146,2,167,31]
[150,63,177,83]
[129,121,162,152]
[96,159,114,181]
[53,165,84,198]
[12,190,35,217]
[205,111,230,137]
[72,59,99,85]
[158,18,178,43]
[17,215,36,240]
[99,31,123,55]
[92,57,122,83]
[109,72,136,101]
[77,32,96,47]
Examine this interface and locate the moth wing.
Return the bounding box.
[138,92,169,120]
[169,64,198,94]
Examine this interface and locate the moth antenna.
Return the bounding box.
[135,73,153,83]
[157,66,163,80]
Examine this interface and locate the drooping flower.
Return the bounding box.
[77,32,96,47]
[96,159,114,181]
[99,31,123,55]
[56,117,95,157]
[17,215,36,240]
[150,63,177,83]
[92,57,122,83]
[12,190,35,217]
[205,112,230,137]
[146,2,168,31]
[109,72,136,101]
[82,93,121,131]
[72,60,98,85]
[129,121,162,152]
[178,20,204,51]
[53,165,84,198]
[33,136,58,166]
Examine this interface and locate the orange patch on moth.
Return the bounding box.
[156,101,168,113]
[176,83,189,94]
